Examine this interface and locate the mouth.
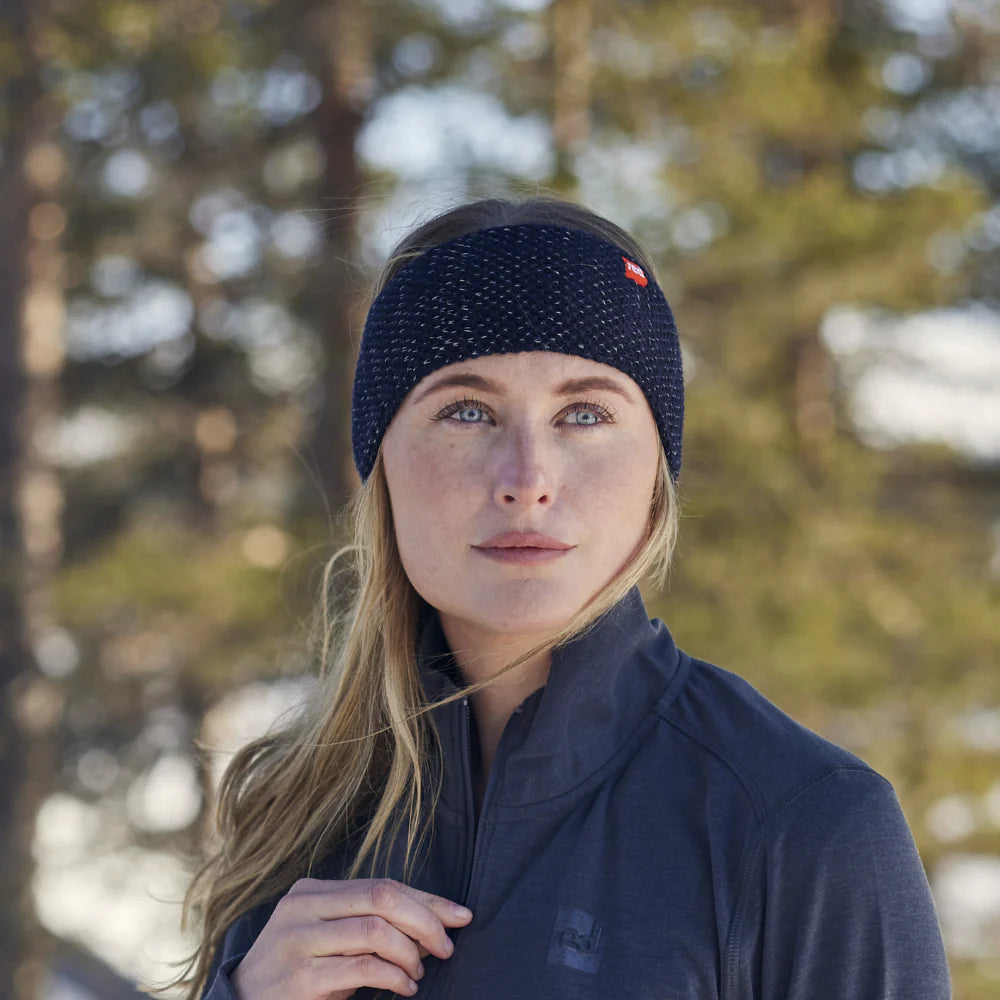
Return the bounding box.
[473,545,574,565]
[474,532,573,550]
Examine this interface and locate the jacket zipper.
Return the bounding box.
[424,696,520,999]
[462,693,527,899]
[461,695,492,901]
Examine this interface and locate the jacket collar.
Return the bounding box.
[414,585,682,808]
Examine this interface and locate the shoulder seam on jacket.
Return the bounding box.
[719,764,891,1000]
[655,710,766,822]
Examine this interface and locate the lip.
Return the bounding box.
[472,531,575,567]
[474,532,573,550]
[474,546,573,565]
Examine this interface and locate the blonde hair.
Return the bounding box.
[164,196,682,999]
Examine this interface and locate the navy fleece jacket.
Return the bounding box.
[200,585,952,999]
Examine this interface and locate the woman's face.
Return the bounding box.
[381,350,661,643]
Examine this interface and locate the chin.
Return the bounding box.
[465,578,584,633]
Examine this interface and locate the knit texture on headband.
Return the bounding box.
[351,222,684,482]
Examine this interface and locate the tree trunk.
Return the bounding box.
[304,0,374,510]
[0,1,68,995]
[550,0,594,176]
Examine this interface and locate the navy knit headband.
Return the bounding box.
[351,222,684,482]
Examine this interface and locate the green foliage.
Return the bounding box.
[57,515,284,639]
[22,0,1000,993]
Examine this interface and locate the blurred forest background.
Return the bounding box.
[1,0,998,997]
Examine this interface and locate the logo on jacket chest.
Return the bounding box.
[547,906,606,974]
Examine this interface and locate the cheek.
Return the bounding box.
[575,442,654,500]
[386,441,468,558]
[573,440,657,539]
[402,437,471,506]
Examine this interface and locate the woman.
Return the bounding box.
[175,197,952,1000]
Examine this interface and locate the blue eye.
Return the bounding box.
[571,410,601,427]
[435,398,490,423]
[435,397,615,427]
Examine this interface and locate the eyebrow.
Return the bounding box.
[412,372,637,406]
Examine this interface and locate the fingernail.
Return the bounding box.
[444,936,455,955]
[407,979,419,993]
[417,962,424,977]
[452,904,473,919]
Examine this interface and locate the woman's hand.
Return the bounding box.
[230,877,474,999]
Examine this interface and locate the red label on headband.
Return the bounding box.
[622,256,648,286]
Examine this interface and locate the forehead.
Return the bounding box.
[405,351,641,402]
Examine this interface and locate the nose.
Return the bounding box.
[491,427,556,508]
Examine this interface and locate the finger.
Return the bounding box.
[286,876,333,894]
[307,914,425,983]
[289,877,473,925]
[394,883,475,927]
[303,879,460,960]
[321,952,420,997]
